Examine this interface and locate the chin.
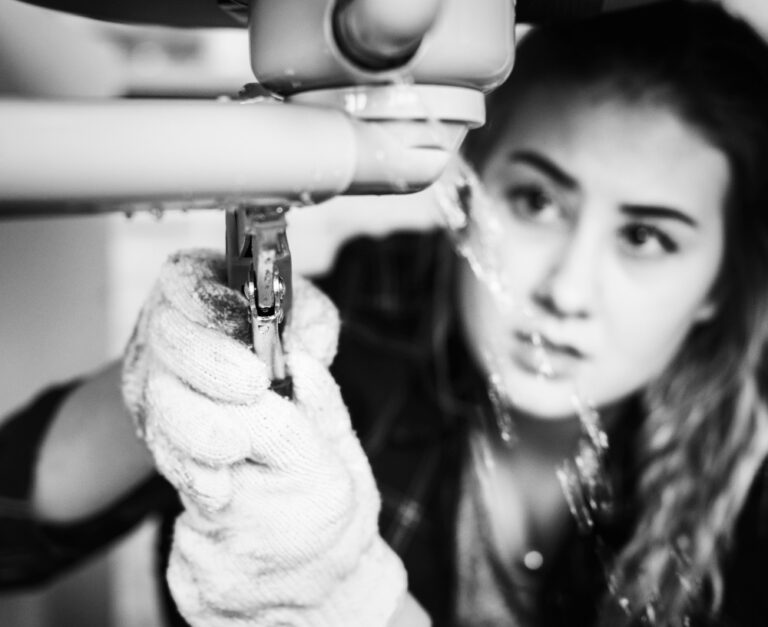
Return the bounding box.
[503,369,642,421]
[500,370,586,420]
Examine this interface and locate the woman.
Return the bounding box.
[451,3,768,623]
[2,2,768,626]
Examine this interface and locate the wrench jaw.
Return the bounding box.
[226,205,293,398]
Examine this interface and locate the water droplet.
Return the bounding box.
[392,177,409,192]
[486,375,516,447]
[394,86,611,538]
[523,550,543,570]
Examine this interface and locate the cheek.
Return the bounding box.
[607,315,690,384]
[494,226,562,298]
[576,297,705,408]
[600,269,717,385]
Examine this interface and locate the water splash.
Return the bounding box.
[433,157,517,314]
[395,78,600,420]
[429,138,615,537]
[486,368,517,445]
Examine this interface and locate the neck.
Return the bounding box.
[488,400,628,461]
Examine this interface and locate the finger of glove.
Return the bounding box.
[317,536,408,627]
[145,426,233,511]
[165,550,209,627]
[169,521,268,626]
[283,276,340,368]
[170,511,403,626]
[287,351,352,440]
[145,363,331,472]
[287,351,379,502]
[220,464,357,559]
[170,511,349,614]
[182,461,234,513]
[156,250,252,341]
[236,390,337,472]
[147,303,270,404]
[144,365,256,465]
[167,530,253,627]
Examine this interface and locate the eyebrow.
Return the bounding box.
[508,150,698,229]
[508,150,578,190]
[621,205,698,228]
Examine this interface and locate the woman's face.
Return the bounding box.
[459,84,728,418]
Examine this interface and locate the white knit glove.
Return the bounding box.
[122,249,407,627]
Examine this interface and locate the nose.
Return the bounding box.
[532,228,597,320]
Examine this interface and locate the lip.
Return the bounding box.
[511,331,586,379]
[515,331,586,359]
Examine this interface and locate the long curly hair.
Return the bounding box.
[461,2,768,624]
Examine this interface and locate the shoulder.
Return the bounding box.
[313,228,452,325]
[317,229,466,428]
[0,382,80,500]
[0,381,180,589]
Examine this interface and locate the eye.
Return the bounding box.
[619,223,679,257]
[505,184,565,225]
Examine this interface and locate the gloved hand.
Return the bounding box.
[122,249,407,627]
